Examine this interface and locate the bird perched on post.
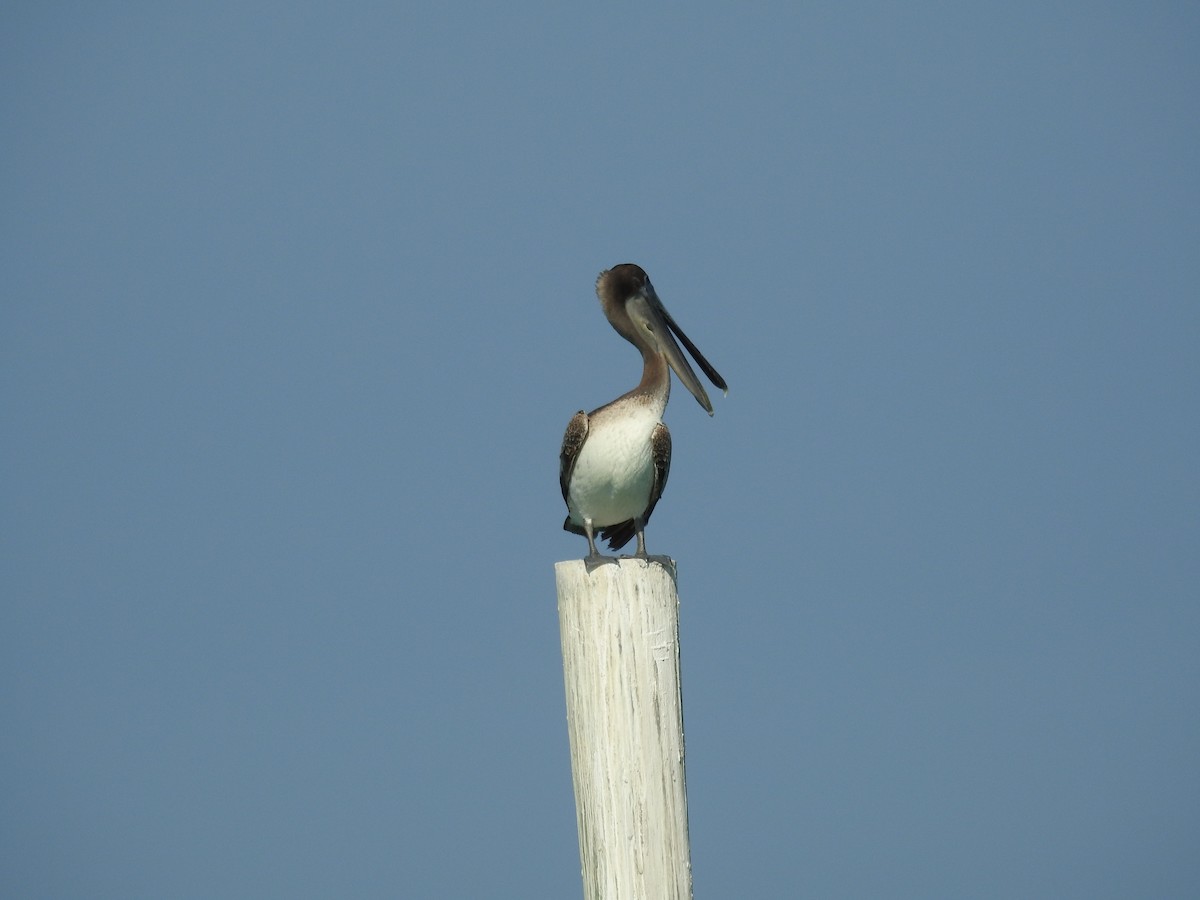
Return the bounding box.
[559,264,727,563]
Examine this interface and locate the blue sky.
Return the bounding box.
[3,3,1198,897]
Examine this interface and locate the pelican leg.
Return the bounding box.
[633,518,648,559]
[583,519,607,571]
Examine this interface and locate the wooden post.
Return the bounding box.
[555,557,693,900]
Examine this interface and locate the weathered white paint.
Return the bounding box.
[555,557,692,900]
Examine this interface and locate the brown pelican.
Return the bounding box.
[560,263,727,562]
